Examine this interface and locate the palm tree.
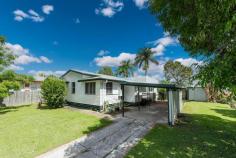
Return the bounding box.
[116,60,134,78]
[134,48,159,76]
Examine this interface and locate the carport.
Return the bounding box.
[120,82,183,126]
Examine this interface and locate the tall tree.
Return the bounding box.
[134,48,158,76]
[116,60,134,78]
[149,0,236,95]
[98,66,114,76]
[164,60,193,86]
[0,36,15,71]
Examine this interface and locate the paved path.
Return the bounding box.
[36,117,155,158]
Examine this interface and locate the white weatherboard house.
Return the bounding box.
[61,69,158,110]
[62,69,183,125]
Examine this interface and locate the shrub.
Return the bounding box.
[0,84,8,99]
[1,80,20,91]
[103,101,122,113]
[41,76,66,108]
[0,81,20,99]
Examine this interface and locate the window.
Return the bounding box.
[106,82,113,95]
[140,87,147,92]
[71,82,75,94]
[85,82,96,95]
[149,87,154,92]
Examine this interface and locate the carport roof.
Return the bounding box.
[120,81,182,89]
[62,69,182,89]
[77,77,182,89]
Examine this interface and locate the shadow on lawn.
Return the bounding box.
[212,108,236,119]
[37,104,64,110]
[82,118,112,135]
[126,113,236,158]
[0,105,31,115]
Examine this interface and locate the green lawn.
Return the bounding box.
[126,101,236,158]
[0,105,111,158]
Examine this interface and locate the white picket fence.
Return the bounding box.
[1,90,41,107]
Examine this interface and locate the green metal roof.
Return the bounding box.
[62,69,183,89]
[120,82,182,89]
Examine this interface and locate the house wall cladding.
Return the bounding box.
[1,90,41,107]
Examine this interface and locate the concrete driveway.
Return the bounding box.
[36,102,167,158]
[120,101,168,124]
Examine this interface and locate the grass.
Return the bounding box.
[126,101,236,158]
[0,105,112,158]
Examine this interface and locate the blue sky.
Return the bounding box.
[0,0,200,80]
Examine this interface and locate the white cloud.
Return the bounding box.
[137,57,168,80]
[28,9,39,17]
[5,42,52,65]
[136,57,203,81]
[133,0,148,9]
[6,64,24,71]
[42,5,54,14]
[14,16,24,21]
[97,50,110,56]
[13,10,28,18]
[100,7,115,17]
[95,0,124,17]
[40,56,52,63]
[5,43,29,56]
[15,55,41,64]
[174,58,203,67]
[13,9,44,22]
[148,33,178,56]
[94,52,136,67]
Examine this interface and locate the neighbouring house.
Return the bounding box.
[61,69,159,111]
[21,76,45,92]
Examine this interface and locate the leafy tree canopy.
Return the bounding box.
[149,0,236,94]
[116,60,134,78]
[164,60,193,87]
[0,84,8,99]
[0,70,34,84]
[0,36,15,71]
[98,66,114,76]
[1,80,20,91]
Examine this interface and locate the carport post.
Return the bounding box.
[167,88,173,126]
[121,84,124,117]
[138,86,140,111]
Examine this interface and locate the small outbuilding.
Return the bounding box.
[187,87,208,101]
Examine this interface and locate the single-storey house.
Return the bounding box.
[61,69,183,125]
[61,69,158,110]
[21,76,45,92]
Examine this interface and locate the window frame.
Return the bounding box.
[106,82,113,95]
[71,82,76,94]
[85,82,96,95]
